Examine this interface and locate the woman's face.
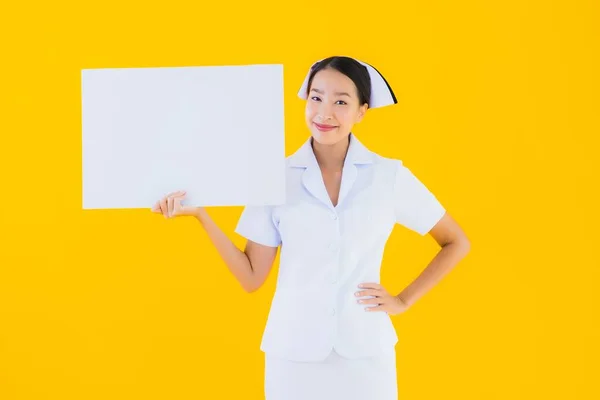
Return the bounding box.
[305,68,368,145]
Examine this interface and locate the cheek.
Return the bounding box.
[305,103,317,120]
[335,109,354,125]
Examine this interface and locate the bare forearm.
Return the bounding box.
[193,209,256,292]
[397,240,470,307]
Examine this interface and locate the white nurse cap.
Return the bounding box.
[297,56,398,109]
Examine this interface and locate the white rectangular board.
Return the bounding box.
[81,64,286,209]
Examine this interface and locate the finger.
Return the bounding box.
[151,202,160,212]
[358,282,382,290]
[358,297,386,305]
[166,190,186,198]
[167,196,174,217]
[364,304,386,312]
[160,197,168,217]
[354,289,382,298]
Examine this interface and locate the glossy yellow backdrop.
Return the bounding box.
[1,0,598,399]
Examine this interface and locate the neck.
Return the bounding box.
[311,135,350,171]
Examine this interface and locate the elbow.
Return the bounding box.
[243,284,259,293]
[241,277,262,293]
[458,236,471,256]
[241,282,257,293]
[444,236,471,256]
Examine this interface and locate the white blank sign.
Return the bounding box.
[81,64,286,209]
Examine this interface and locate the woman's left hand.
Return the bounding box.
[355,283,410,316]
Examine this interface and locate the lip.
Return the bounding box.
[313,122,338,132]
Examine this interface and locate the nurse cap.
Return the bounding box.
[297,56,398,109]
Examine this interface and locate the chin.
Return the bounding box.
[311,132,336,145]
[311,130,347,145]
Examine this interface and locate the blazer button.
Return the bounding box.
[331,213,338,220]
[330,308,336,316]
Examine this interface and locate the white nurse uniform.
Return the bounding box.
[235,132,446,400]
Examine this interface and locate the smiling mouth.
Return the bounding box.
[313,122,338,130]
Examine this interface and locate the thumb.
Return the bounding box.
[172,195,188,214]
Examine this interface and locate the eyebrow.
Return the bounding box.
[310,88,351,97]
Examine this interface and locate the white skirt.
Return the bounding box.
[264,348,398,400]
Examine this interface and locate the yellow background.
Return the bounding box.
[1,0,598,398]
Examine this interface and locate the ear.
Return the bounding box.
[356,103,369,123]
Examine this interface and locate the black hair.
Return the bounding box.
[306,56,371,106]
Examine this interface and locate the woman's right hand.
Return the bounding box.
[151,190,204,218]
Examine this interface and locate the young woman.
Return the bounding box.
[152,56,470,400]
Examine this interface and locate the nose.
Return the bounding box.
[317,103,334,121]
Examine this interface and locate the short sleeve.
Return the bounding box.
[393,160,446,236]
[234,205,281,247]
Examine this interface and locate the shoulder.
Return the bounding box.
[368,152,404,178]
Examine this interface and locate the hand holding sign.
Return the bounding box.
[151,190,202,218]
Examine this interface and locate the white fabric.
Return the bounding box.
[297,57,397,108]
[235,133,446,362]
[265,348,398,400]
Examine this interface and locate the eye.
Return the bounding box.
[336,100,347,105]
[310,96,321,102]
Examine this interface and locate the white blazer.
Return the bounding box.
[235,133,446,362]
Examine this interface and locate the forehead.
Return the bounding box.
[310,68,357,94]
